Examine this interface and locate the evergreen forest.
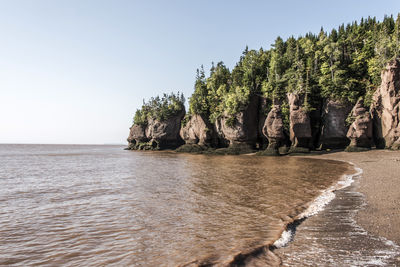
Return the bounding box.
[133,15,400,130]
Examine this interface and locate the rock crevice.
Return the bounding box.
[371,58,400,149]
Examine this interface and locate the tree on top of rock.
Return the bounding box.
[133,92,185,126]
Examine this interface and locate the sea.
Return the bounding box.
[0,144,398,266]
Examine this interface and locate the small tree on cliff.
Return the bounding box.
[133,92,185,126]
[189,66,208,116]
[188,63,231,122]
[262,37,288,100]
[207,62,231,122]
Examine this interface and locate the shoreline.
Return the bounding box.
[179,153,362,266]
[272,149,400,266]
[172,147,400,244]
[176,154,357,267]
[273,161,362,246]
[185,149,400,266]
[305,149,400,245]
[128,148,400,265]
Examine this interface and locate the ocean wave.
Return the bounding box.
[273,163,363,248]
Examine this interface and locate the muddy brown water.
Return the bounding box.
[0,144,352,266]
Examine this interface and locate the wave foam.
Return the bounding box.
[273,163,363,248]
[299,165,362,219]
[273,227,294,248]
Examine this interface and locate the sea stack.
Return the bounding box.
[261,104,286,155]
[346,98,373,151]
[287,93,312,153]
[371,58,400,150]
[215,95,260,149]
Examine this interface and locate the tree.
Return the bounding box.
[133,92,185,125]
[262,37,288,100]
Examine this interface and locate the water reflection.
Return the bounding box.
[0,145,349,266]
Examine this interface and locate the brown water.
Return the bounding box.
[0,144,350,266]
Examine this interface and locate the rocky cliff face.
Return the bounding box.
[129,60,400,153]
[257,97,269,149]
[215,95,259,148]
[287,93,312,152]
[179,114,216,146]
[262,104,286,155]
[127,124,148,149]
[127,110,185,150]
[346,99,373,150]
[319,99,353,149]
[145,110,185,149]
[371,58,400,150]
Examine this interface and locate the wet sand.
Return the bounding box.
[311,149,400,244]
[275,149,400,266]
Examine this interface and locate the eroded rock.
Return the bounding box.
[145,110,185,149]
[371,58,400,149]
[179,114,216,146]
[127,124,148,149]
[319,99,353,149]
[215,95,259,149]
[127,110,185,150]
[346,99,373,151]
[258,97,269,149]
[287,93,312,152]
[261,104,286,155]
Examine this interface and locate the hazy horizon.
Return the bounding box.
[1,0,399,144]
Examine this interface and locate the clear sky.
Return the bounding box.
[1,0,399,144]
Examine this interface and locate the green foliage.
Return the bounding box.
[225,116,236,127]
[281,101,290,131]
[181,113,191,128]
[133,109,148,126]
[175,144,207,153]
[232,48,271,93]
[207,62,231,121]
[133,92,185,125]
[345,113,356,126]
[223,86,251,116]
[185,14,400,126]
[364,87,375,107]
[262,37,288,100]
[189,63,231,122]
[172,13,400,138]
[189,65,209,116]
[190,48,271,123]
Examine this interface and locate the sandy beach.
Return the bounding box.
[274,149,400,266]
[312,149,400,244]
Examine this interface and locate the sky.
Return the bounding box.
[0,0,399,144]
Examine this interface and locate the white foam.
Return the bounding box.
[273,228,294,248]
[299,165,362,219]
[272,163,363,248]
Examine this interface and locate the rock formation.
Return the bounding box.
[287,93,312,152]
[371,58,400,150]
[127,110,185,150]
[319,99,353,149]
[261,104,286,155]
[179,114,216,146]
[346,99,373,151]
[128,59,400,153]
[145,110,185,149]
[257,97,269,149]
[215,95,259,149]
[127,124,148,150]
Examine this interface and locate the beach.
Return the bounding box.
[313,149,400,244]
[275,149,400,266]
